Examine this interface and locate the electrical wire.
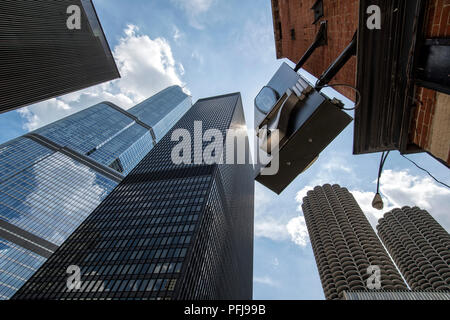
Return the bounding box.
[401,155,450,189]
[315,82,361,111]
[376,151,390,193]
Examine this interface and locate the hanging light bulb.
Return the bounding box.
[372,192,384,210]
[372,151,390,211]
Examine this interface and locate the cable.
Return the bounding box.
[401,155,450,189]
[315,82,361,111]
[376,151,390,193]
[372,151,390,210]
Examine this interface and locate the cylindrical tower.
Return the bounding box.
[377,207,450,291]
[302,184,407,300]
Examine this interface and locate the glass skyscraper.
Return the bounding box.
[0,0,120,114]
[0,86,191,299]
[13,92,254,300]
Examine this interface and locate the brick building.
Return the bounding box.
[271,0,450,166]
[272,0,358,100]
[410,1,450,166]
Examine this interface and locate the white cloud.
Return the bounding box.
[322,160,352,173]
[254,217,289,242]
[170,0,214,29]
[19,153,111,245]
[114,24,187,101]
[18,24,187,131]
[254,206,309,248]
[254,183,274,214]
[262,158,450,249]
[346,170,450,231]
[379,170,450,230]
[255,183,310,248]
[254,183,292,243]
[307,153,359,187]
[191,50,205,65]
[286,216,309,247]
[173,25,183,42]
[350,190,395,228]
[18,99,72,132]
[272,257,279,267]
[233,15,275,63]
[295,170,450,233]
[254,276,279,287]
[177,63,185,75]
[295,185,314,209]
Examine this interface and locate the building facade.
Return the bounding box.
[13,92,254,300]
[271,0,450,166]
[271,0,358,100]
[343,290,450,300]
[301,184,407,300]
[0,86,191,299]
[377,207,450,292]
[0,0,120,114]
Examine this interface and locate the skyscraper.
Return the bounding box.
[13,92,254,300]
[377,207,450,292]
[0,86,191,299]
[301,184,407,300]
[0,0,120,113]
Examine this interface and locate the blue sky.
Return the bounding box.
[1,0,449,300]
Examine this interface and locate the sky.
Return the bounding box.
[0,0,449,300]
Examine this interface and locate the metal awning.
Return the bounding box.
[354,0,425,155]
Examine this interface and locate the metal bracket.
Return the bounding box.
[294,21,328,72]
[316,31,357,88]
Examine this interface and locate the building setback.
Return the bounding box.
[301,184,407,300]
[0,0,120,114]
[13,92,254,300]
[0,86,191,300]
[377,207,450,292]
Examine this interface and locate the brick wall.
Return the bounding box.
[272,0,359,100]
[425,0,450,37]
[410,88,437,151]
[410,0,450,165]
[272,0,449,165]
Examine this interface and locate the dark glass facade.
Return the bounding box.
[0,0,120,114]
[13,93,254,300]
[0,87,191,299]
